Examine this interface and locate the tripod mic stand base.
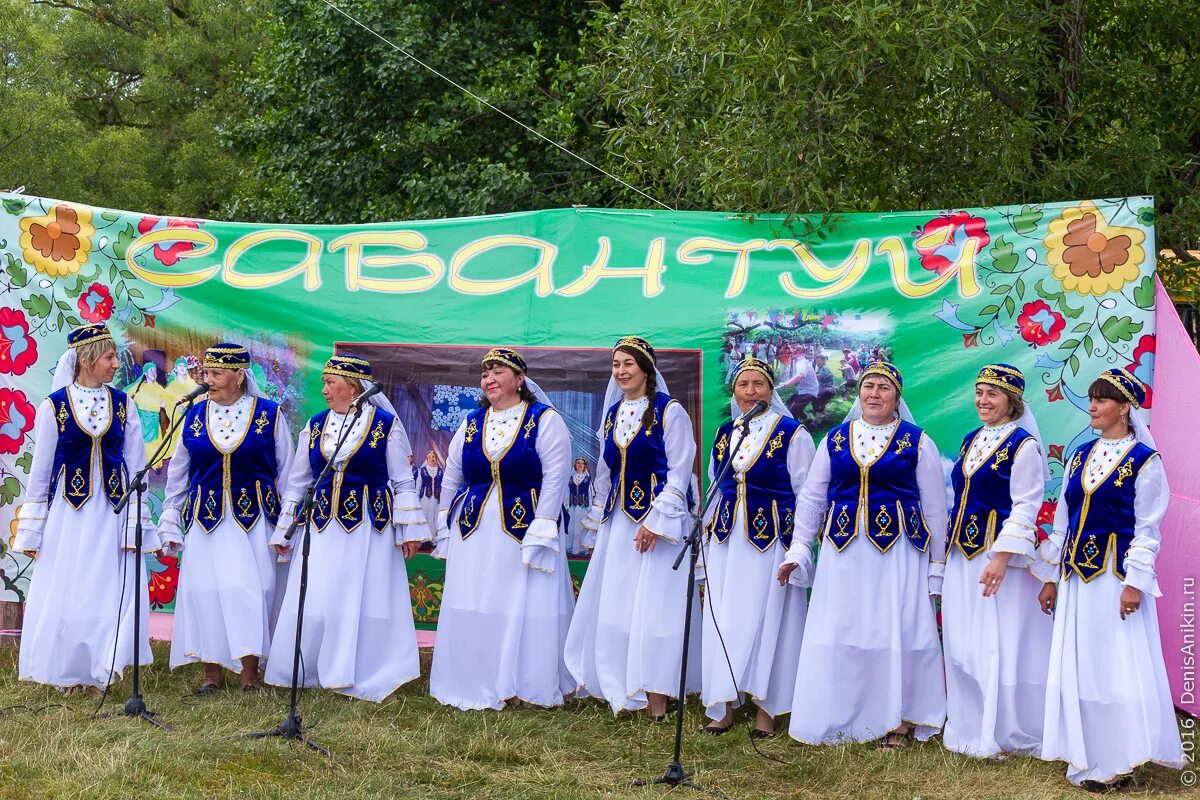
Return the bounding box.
[243,713,334,757]
[98,693,172,730]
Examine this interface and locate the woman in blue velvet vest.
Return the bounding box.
[266,354,429,702]
[565,336,700,721]
[15,323,160,692]
[700,357,815,738]
[430,347,574,710]
[157,343,293,693]
[778,361,949,749]
[940,363,1051,759]
[1034,369,1184,789]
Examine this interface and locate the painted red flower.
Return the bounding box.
[913,211,991,275]
[1016,300,1065,347]
[1035,499,1056,543]
[1127,334,1155,408]
[1047,444,1065,464]
[962,330,980,348]
[0,388,36,454]
[147,553,179,609]
[76,282,114,323]
[1046,382,1065,403]
[0,308,38,375]
[135,216,200,267]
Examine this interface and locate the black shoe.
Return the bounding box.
[701,723,731,736]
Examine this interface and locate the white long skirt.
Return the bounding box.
[564,511,701,714]
[942,553,1051,757]
[701,516,806,722]
[265,520,419,702]
[429,495,575,710]
[169,513,277,671]
[419,495,438,536]
[1041,572,1185,784]
[566,505,589,555]
[19,493,152,688]
[789,533,946,743]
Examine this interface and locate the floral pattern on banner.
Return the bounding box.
[932,198,1157,481]
[0,195,186,602]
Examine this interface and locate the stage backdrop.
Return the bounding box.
[0,193,1176,670]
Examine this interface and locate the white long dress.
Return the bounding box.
[700,413,815,722]
[782,419,949,743]
[1034,436,1185,784]
[158,394,293,671]
[429,403,575,710]
[942,423,1052,757]
[563,397,701,713]
[265,406,429,702]
[419,465,441,533]
[566,473,591,555]
[15,385,160,688]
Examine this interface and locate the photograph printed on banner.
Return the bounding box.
[721,309,892,442]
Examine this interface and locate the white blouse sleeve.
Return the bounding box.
[787,426,817,498]
[270,424,316,550]
[386,417,430,546]
[916,432,949,595]
[273,409,294,488]
[156,439,191,548]
[988,438,1044,565]
[641,401,698,545]
[522,409,571,573]
[780,438,832,587]
[432,418,467,559]
[12,399,58,553]
[1122,455,1170,597]
[582,448,612,532]
[1030,496,1069,584]
[120,394,160,553]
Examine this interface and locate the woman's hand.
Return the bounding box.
[635,526,657,553]
[1120,585,1142,620]
[273,544,291,557]
[979,553,1011,597]
[1038,583,1057,615]
[777,562,798,586]
[401,541,420,559]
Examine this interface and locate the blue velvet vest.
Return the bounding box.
[822,419,931,554]
[707,415,801,552]
[1060,439,1157,582]
[568,474,591,507]
[601,393,676,524]
[948,426,1036,560]
[306,406,395,533]
[449,402,549,542]
[419,465,443,500]
[178,398,281,534]
[47,386,128,510]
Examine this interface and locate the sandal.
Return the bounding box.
[198,663,224,695]
[701,723,732,736]
[875,731,909,751]
[749,728,774,739]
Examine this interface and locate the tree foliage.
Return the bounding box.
[0,0,261,217]
[224,0,613,223]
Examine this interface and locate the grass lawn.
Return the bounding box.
[0,643,1192,799]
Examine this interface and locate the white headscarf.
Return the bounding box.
[50,348,77,392]
[1130,407,1157,450]
[524,376,555,410]
[1013,404,1052,481]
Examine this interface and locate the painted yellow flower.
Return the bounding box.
[18,204,95,278]
[7,503,19,550]
[1044,201,1145,296]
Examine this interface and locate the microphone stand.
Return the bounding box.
[244,399,368,756]
[106,395,196,730]
[634,416,753,798]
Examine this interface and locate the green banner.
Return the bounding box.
[0,194,1158,618]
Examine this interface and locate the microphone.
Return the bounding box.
[352,381,383,410]
[733,400,769,428]
[174,382,210,406]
